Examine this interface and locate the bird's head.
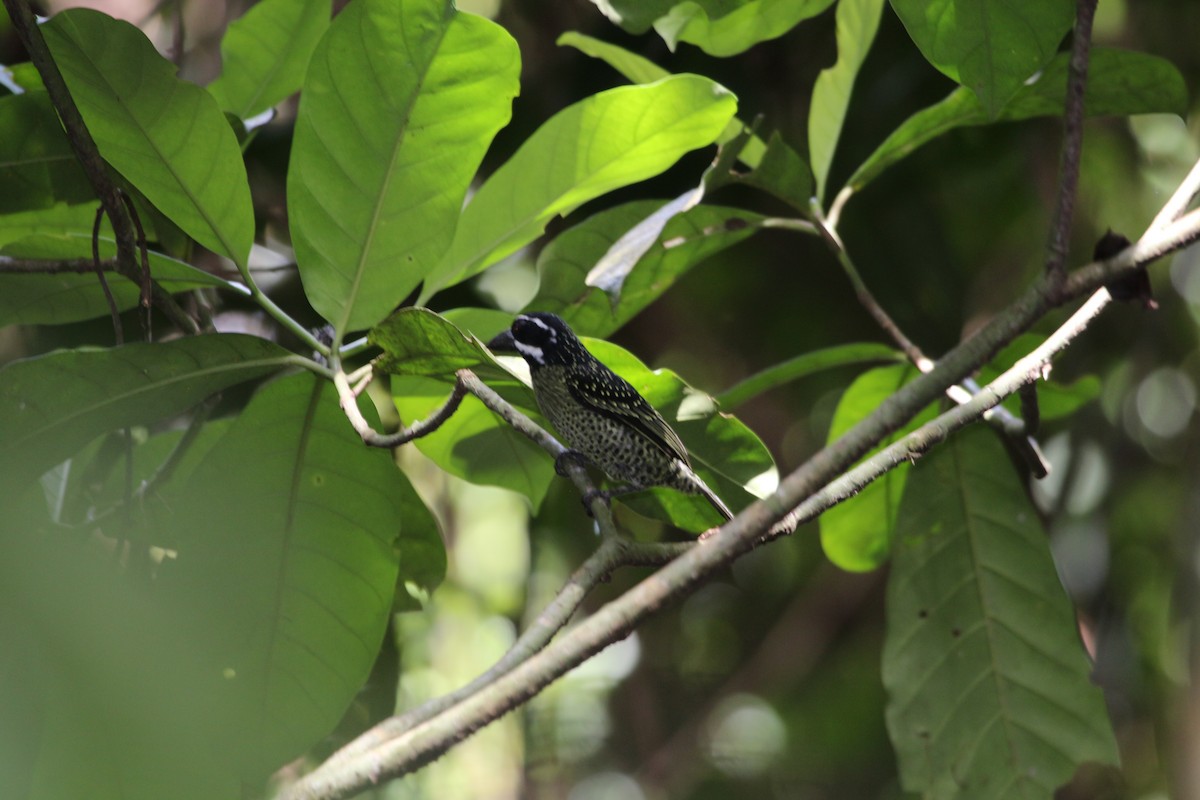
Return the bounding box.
[487,312,586,368]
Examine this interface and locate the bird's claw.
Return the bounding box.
[580,488,610,517]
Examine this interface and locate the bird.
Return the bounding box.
[487,312,734,522]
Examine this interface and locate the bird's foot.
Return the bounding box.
[555,450,591,477]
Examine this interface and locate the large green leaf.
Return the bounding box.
[370,306,507,380]
[289,0,519,335]
[165,373,417,779]
[0,334,294,489]
[557,32,766,167]
[583,340,777,532]
[43,9,254,267]
[883,425,1118,797]
[820,365,936,571]
[0,203,100,248]
[530,200,761,338]
[0,233,229,327]
[420,75,738,300]
[654,0,837,56]
[0,91,91,213]
[206,0,331,120]
[847,48,1189,194]
[808,0,885,200]
[891,0,1073,117]
[717,342,902,409]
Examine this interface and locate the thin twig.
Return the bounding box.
[0,257,121,273]
[1045,0,1098,286]
[118,190,155,341]
[92,206,123,346]
[334,368,467,449]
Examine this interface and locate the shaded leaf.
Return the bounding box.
[717,342,902,409]
[166,374,413,779]
[0,203,99,248]
[289,0,520,333]
[585,0,680,34]
[531,200,761,338]
[206,0,331,119]
[0,334,294,490]
[392,374,555,510]
[883,425,1118,797]
[654,0,837,57]
[0,91,91,213]
[0,233,228,327]
[820,365,936,571]
[847,48,1188,193]
[421,75,738,299]
[808,0,885,200]
[43,9,254,267]
[729,131,813,211]
[891,0,1073,117]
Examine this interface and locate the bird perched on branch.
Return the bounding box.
[488,312,733,522]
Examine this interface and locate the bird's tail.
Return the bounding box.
[692,472,734,521]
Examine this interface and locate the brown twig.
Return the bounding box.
[1045,0,1098,287]
[92,205,123,345]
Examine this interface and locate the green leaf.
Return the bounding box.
[392,374,555,510]
[0,91,91,213]
[820,365,937,571]
[530,200,761,338]
[288,0,520,335]
[883,425,1118,797]
[654,0,837,57]
[583,339,777,532]
[557,32,767,167]
[729,131,813,211]
[717,342,903,409]
[0,203,99,248]
[808,0,885,200]
[0,233,228,327]
[0,334,293,490]
[370,307,510,381]
[847,48,1189,193]
[206,0,331,119]
[166,373,413,779]
[421,75,738,300]
[586,0,680,34]
[557,31,669,85]
[392,471,446,612]
[43,9,254,267]
[891,0,1074,117]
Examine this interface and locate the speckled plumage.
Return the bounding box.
[488,313,733,521]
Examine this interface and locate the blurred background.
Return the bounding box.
[3,0,1199,798]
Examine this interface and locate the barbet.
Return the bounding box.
[488,313,733,521]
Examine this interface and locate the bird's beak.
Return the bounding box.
[487,329,517,353]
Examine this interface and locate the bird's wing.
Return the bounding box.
[565,366,692,466]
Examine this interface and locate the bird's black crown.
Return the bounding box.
[489,312,588,368]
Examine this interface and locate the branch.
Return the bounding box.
[0,256,119,273]
[281,167,1200,800]
[334,368,467,449]
[1045,0,1098,285]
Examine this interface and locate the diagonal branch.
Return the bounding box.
[281,163,1200,800]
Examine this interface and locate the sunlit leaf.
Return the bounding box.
[891,0,1073,117]
[370,307,504,380]
[883,425,1119,796]
[654,0,837,57]
[421,75,738,299]
[530,200,761,338]
[820,365,936,571]
[289,0,520,334]
[847,48,1188,193]
[808,0,885,200]
[206,0,331,119]
[43,9,254,267]
[729,131,813,211]
[0,334,294,490]
[585,0,679,34]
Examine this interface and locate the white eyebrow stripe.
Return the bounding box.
[514,340,545,364]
